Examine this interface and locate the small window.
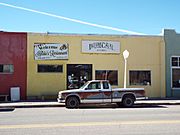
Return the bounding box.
[87,82,101,89]
[38,64,63,73]
[95,70,118,85]
[129,71,151,86]
[103,82,109,89]
[172,57,179,66]
[0,64,14,73]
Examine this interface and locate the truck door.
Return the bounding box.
[102,81,112,103]
[82,82,103,103]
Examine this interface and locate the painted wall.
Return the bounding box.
[27,33,165,99]
[0,32,27,100]
[164,29,180,97]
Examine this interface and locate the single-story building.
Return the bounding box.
[26,32,165,99]
[0,32,27,100]
[164,29,180,97]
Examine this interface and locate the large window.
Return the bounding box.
[129,70,151,86]
[0,64,14,73]
[38,64,63,73]
[95,70,118,85]
[171,56,180,88]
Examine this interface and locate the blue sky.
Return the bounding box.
[0,0,180,35]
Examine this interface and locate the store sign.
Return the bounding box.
[82,40,120,54]
[34,43,68,60]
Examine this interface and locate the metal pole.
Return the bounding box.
[124,59,127,88]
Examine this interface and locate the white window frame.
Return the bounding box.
[171,56,180,89]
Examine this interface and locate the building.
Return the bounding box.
[26,33,165,100]
[0,32,27,100]
[164,29,180,97]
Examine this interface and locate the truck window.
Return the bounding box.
[87,82,101,89]
[103,82,109,89]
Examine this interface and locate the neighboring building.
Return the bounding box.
[27,33,165,99]
[0,32,27,100]
[164,29,180,97]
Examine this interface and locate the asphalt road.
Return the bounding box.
[0,105,180,135]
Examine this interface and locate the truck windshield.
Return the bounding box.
[80,82,89,89]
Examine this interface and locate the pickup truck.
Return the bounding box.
[57,80,146,108]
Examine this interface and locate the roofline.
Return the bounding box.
[28,32,163,38]
[0,30,163,37]
[0,31,27,34]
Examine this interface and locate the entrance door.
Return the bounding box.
[67,64,92,89]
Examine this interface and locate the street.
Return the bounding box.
[0,105,180,135]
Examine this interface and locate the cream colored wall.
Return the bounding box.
[27,33,165,98]
[27,34,67,98]
[124,37,165,97]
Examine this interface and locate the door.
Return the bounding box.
[67,64,92,89]
[80,81,103,103]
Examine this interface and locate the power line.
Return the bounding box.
[0,2,146,35]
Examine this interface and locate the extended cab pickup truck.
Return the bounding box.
[57,80,146,108]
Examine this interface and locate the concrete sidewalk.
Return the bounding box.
[0,101,64,108]
[1,99,180,109]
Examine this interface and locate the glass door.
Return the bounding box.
[67,64,92,89]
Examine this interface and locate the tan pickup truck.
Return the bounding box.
[57,80,146,108]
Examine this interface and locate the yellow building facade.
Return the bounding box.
[27,33,165,99]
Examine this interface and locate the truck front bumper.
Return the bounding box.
[57,98,65,103]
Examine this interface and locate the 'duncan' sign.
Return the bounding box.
[34,43,68,60]
[82,40,120,54]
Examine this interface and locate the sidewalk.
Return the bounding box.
[1,99,180,109]
[0,101,64,108]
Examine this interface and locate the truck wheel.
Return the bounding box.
[65,96,79,109]
[122,95,135,107]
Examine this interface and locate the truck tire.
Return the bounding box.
[122,95,135,107]
[65,96,80,109]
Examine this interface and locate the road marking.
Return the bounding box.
[1,120,180,129]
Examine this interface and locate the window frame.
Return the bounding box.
[103,82,110,89]
[171,56,180,89]
[37,64,63,73]
[87,82,101,90]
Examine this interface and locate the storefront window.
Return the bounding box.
[172,69,180,88]
[171,57,180,88]
[0,64,14,73]
[129,71,151,85]
[38,64,63,73]
[95,70,118,85]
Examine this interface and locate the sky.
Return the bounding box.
[0,0,180,35]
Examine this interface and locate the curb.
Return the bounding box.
[1,101,180,109]
[0,104,65,109]
[0,107,15,112]
[11,104,65,108]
